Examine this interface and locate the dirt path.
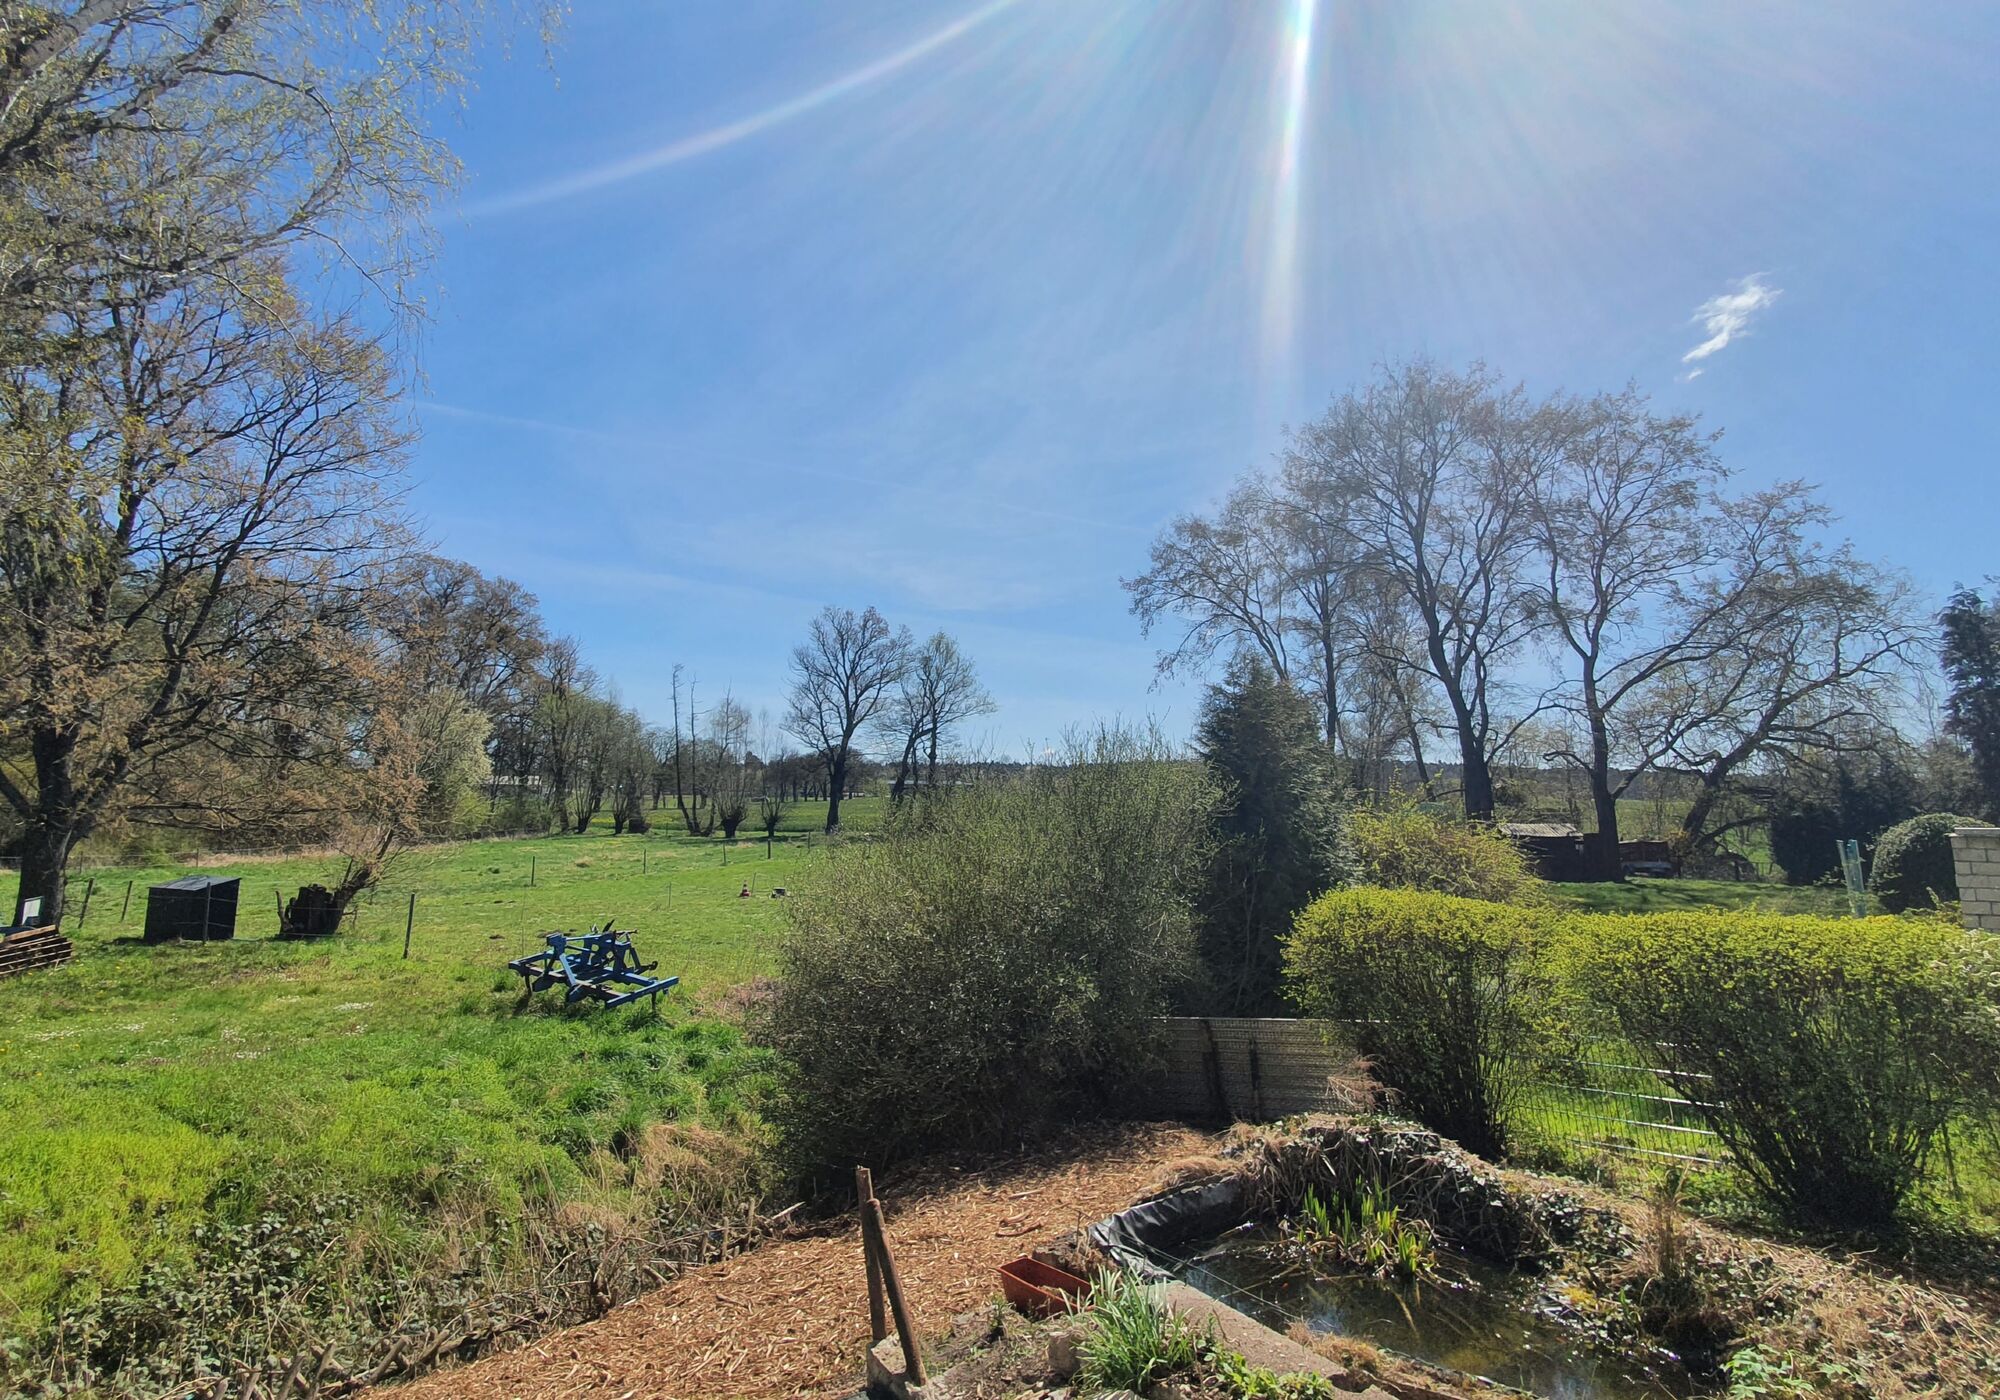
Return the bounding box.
[392,1123,1210,1400]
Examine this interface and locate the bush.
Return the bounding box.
[1346,803,1545,905]
[1283,888,1553,1158]
[759,729,1214,1179]
[1868,812,1977,912]
[1558,909,2000,1227]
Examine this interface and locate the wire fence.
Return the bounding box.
[1519,1046,1731,1170]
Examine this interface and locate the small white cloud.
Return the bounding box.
[1682,274,1781,365]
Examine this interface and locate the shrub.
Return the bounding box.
[1558,909,2000,1227]
[1868,812,1978,912]
[1283,888,1554,1157]
[759,729,1214,1178]
[1193,658,1355,1014]
[1346,802,1545,905]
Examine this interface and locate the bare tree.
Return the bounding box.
[707,694,753,838]
[1283,361,1559,817]
[529,637,594,834]
[1522,387,1848,878]
[881,631,995,801]
[784,605,910,831]
[1652,554,1927,855]
[1126,482,1296,685]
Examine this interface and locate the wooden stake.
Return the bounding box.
[276,887,285,934]
[530,855,536,887]
[120,879,133,922]
[402,892,415,959]
[76,877,95,927]
[856,1167,887,1343]
[862,1198,926,1385]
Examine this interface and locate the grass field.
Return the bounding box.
[0,807,875,1357]
[1552,875,1862,916]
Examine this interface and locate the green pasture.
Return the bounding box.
[0,816,868,1342]
[1553,876,1861,916]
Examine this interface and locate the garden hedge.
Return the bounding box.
[1555,908,2000,1226]
[1283,888,1555,1158]
[1869,812,1979,912]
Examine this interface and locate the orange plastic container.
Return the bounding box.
[997,1256,1091,1318]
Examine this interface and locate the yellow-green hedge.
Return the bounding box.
[1286,885,2000,1226]
[1283,887,1556,1157]
[1554,908,2000,1226]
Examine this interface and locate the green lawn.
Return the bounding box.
[0,822,845,1362]
[1552,875,1863,916]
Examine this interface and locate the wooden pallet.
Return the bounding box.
[0,926,73,981]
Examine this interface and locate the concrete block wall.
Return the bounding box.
[1953,827,2000,933]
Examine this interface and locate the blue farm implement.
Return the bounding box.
[508,924,679,1009]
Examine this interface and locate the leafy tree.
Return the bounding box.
[1193,657,1354,1013]
[1766,748,1922,885]
[1941,586,2000,818]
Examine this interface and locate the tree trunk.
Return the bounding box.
[890,732,916,804]
[13,821,72,927]
[1587,720,1623,881]
[1456,725,1494,819]
[825,750,847,832]
[925,725,940,791]
[1318,629,1340,751]
[14,729,83,926]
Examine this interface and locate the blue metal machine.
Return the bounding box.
[508,923,679,1010]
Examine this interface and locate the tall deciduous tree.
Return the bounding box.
[882,631,993,802]
[784,605,909,831]
[1522,387,1866,878]
[1283,361,1558,817]
[1,2,543,921]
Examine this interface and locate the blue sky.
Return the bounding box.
[410,0,2000,756]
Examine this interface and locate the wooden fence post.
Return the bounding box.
[120,879,133,923]
[76,877,95,928]
[861,1197,925,1386]
[856,1167,887,1343]
[402,892,415,959]
[530,855,536,888]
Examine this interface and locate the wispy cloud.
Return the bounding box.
[1680,273,1781,376]
[463,0,1021,217]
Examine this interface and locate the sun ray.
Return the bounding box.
[467,0,1024,218]
[1260,0,1322,392]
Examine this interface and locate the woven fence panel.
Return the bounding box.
[1144,1017,1350,1123]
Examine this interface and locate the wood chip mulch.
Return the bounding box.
[388,1122,1211,1400]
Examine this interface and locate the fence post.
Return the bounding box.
[402,893,415,959]
[76,877,95,928]
[856,1167,887,1343]
[275,887,285,935]
[530,855,536,888]
[861,1198,925,1385]
[121,879,134,923]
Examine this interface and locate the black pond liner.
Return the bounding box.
[1084,1129,1697,1400]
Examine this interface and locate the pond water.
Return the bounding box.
[1176,1229,1694,1400]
